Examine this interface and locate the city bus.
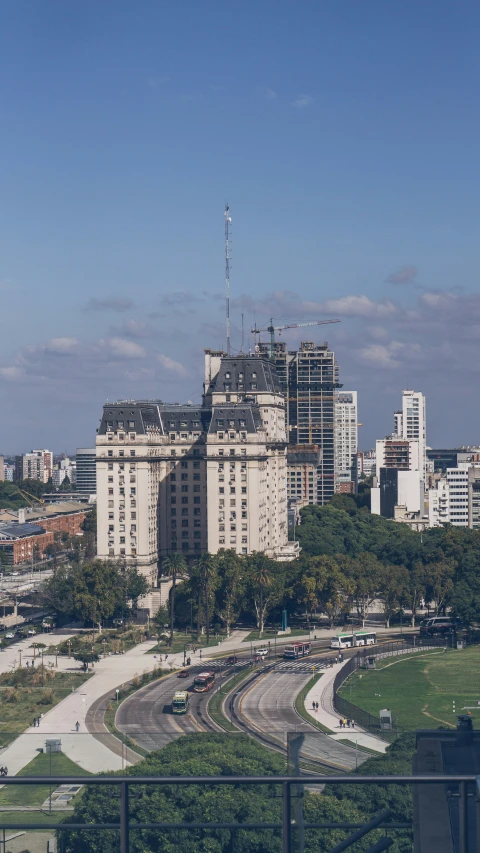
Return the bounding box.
[283,642,312,659]
[330,631,377,649]
[172,691,189,714]
[193,671,216,693]
[354,631,377,646]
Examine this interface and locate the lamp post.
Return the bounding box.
[55,647,58,668]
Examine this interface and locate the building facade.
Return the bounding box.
[334,390,358,491]
[256,340,341,505]
[96,351,298,590]
[429,463,480,529]
[76,449,96,494]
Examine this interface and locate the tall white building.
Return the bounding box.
[393,390,427,483]
[96,350,298,598]
[371,389,426,519]
[334,390,358,491]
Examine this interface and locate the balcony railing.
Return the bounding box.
[0,772,477,853]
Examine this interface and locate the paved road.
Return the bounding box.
[232,667,366,771]
[115,670,225,753]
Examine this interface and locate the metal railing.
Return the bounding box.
[0,772,476,853]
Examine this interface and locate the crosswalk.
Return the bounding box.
[273,659,329,674]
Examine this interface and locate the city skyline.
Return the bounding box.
[1,2,480,450]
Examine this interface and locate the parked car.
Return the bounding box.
[177,670,189,678]
[27,628,36,636]
[226,655,238,665]
[419,617,461,637]
[5,633,14,640]
[256,648,269,658]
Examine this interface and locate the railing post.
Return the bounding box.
[120,781,129,853]
[282,780,291,853]
[459,781,468,853]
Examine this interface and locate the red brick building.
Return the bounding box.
[0,524,54,566]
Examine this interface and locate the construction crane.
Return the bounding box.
[10,488,45,507]
[251,318,341,359]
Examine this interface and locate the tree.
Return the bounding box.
[378,565,409,627]
[215,551,245,637]
[162,554,187,645]
[193,553,218,644]
[59,733,376,853]
[403,562,427,627]
[345,554,382,627]
[73,650,100,671]
[245,554,284,637]
[424,559,455,615]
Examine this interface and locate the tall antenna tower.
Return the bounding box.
[224,203,232,355]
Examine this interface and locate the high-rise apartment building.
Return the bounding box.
[256,341,341,504]
[76,449,96,494]
[371,389,426,519]
[393,390,427,483]
[15,450,53,484]
[0,457,4,482]
[96,351,298,592]
[429,463,480,529]
[334,390,358,491]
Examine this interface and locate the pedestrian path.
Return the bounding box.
[304,661,387,753]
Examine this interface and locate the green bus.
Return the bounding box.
[172,691,189,714]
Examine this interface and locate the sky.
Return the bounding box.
[1,0,480,453]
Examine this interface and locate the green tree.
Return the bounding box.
[245,554,284,637]
[378,564,409,627]
[59,733,381,853]
[424,559,455,615]
[162,554,187,645]
[73,649,100,671]
[193,553,218,644]
[215,550,245,637]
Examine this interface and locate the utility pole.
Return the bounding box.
[225,203,232,355]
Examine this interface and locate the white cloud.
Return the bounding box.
[103,338,146,359]
[85,297,135,313]
[158,354,187,376]
[45,337,79,354]
[259,87,277,100]
[0,366,24,380]
[292,94,313,108]
[320,294,398,319]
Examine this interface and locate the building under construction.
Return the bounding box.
[256,341,341,505]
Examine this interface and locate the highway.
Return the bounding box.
[230,661,366,772]
[115,663,237,752]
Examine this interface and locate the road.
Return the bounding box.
[230,662,366,771]
[115,669,227,752]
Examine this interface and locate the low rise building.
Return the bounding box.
[0,523,54,566]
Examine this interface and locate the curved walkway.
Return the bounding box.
[304,661,387,752]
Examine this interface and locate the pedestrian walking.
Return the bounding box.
[31,659,35,667]
[4,767,8,777]
[313,701,316,710]
[75,721,80,733]
[199,650,202,659]
[351,720,355,729]
[346,719,351,728]
[316,702,319,711]
[339,718,343,729]
[26,660,29,668]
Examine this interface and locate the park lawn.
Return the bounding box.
[146,634,226,655]
[0,751,91,807]
[0,671,91,748]
[338,648,480,730]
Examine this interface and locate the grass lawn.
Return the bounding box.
[0,810,65,826]
[0,670,91,748]
[0,751,90,808]
[338,648,480,730]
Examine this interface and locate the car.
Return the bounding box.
[177,669,189,678]
[5,633,14,640]
[27,628,36,636]
[226,655,238,665]
[256,648,269,658]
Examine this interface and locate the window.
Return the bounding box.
[230,449,235,456]
[108,450,113,457]
[170,449,176,456]
[230,499,236,507]
[181,473,188,481]
[241,487,247,494]
[230,487,236,494]
[217,420,224,427]
[108,524,114,533]
[130,449,135,457]
[108,476,113,484]
[181,485,188,492]
[194,485,200,492]
[182,541,189,550]
[193,473,200,481]
[240,432,246,441]
[119,450,124,457]
[131,512,137,520]
[182,508,188,516]
[251,372,257,378]
[181,433,188,440]
[182,497,188,504]
[182,520,189,527]
[194,508,200,515]
[108,463,113,470]
[219,449,224,456]
[170,508,176,516]
[108,488,114,496]
[194,497,200,504]
[181,461,188,468]
[251,383,257,390]
[108,500,114,508]
[241,449,246,456]
[242,547,247,555]
[108,512,114,520]
[194,461,200,469]
[229,432,235,440]
[219,487,224,494]
[120,537,125,544]
[171,497,176,504]
[218,432,224,439]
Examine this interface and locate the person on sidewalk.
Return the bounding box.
[351,720,355,729]
[312,701,316,710]
[339,718,343,729]
[75,721,80,732]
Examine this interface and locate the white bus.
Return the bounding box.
[354,631,376,646]
[330,633,355,649]
[330,631,377,649]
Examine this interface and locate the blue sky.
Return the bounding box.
[1,0,480,452]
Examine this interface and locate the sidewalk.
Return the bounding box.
[0,630,249,776]
[304,661,387,753]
